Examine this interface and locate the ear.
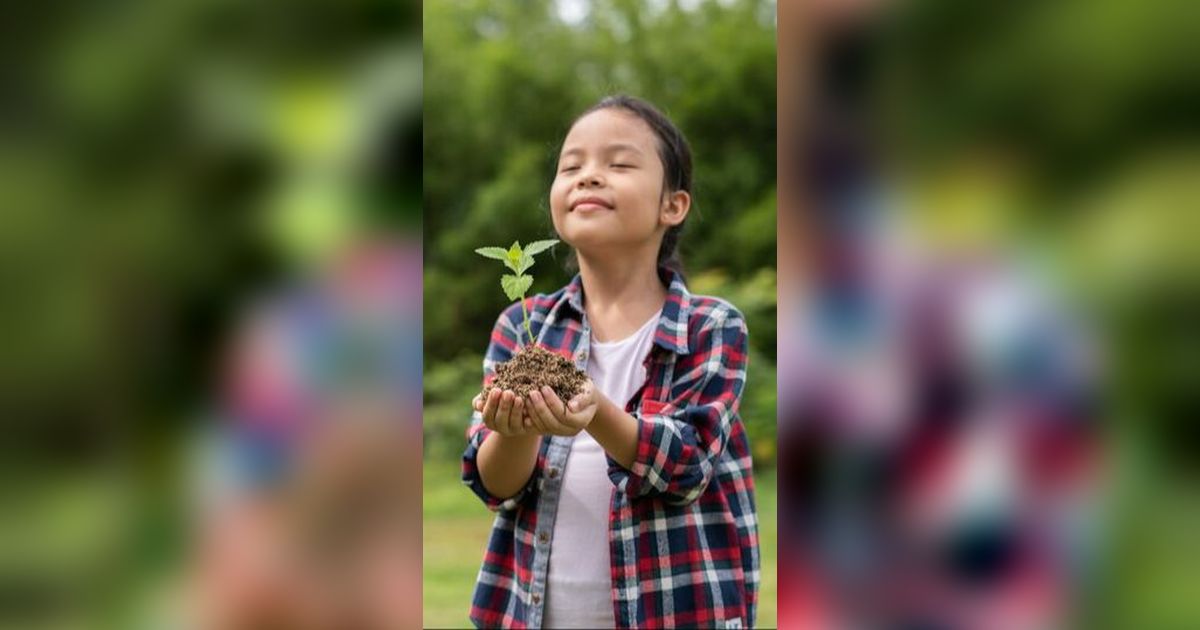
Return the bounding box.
[659,190,691,227]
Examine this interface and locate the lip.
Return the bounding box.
[569,196,614,212]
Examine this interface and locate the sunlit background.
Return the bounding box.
[1,1,421,627]
[422,0,777,627]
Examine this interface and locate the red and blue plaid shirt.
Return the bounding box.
[462,267,759,629]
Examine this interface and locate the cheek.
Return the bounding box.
[624,179,666,224]
[549,178,570,213]
[548,181,569,233]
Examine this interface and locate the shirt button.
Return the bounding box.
[538,531,550,545]
[548,467,559,479]
[532,593,541,605]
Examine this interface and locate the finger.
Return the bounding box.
[502,391,524,435]
[566,401,597,427]
[541,386,567,419]
[567,381,595,414]
[511,397,528,434]
[472,394,484,413]
[496,390,515,433]
[482,388,501,426]
[528,390,552,426]
[524,393,550,434]
[530,390,567,435]
[485,388,501,418]
[490,389,507,432]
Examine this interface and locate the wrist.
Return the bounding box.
[585,393,639,469]
[589,392,616,428]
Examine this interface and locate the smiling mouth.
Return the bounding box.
[570,199,614,212]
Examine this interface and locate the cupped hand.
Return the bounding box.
[524,381,598,437]
[473,388,535,437]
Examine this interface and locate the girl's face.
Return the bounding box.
[550,108,687,259]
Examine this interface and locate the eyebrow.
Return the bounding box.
[559,143,646,159]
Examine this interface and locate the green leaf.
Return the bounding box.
[523,239,559,256]
[515,252,534,274]
[500,274,533,302]
[516,274,533,296]
[502,241,523,272]
[474,246,508,261]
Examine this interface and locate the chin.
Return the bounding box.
[558,221,613,244]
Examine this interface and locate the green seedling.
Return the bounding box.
[475,239,559,345]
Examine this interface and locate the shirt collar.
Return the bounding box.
[558,266,692,355]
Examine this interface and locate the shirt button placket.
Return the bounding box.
[534,528,550,613]
[578,322,591,369]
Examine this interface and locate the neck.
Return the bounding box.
[576,249,667,339]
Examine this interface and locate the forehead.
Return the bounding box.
[560,108,658,155]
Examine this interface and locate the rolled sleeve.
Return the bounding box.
[461,414,540,512]
[461,301,542,512]
[609,311,749,505]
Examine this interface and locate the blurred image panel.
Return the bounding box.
[779,0,1197,627]
[1,1,422,627]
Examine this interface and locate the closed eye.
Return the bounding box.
[611,163,636,169]
[559,166,580,173]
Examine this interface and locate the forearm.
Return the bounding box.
[586,393,639,469]
[476,431,541,499]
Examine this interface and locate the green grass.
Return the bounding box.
[756,469,778,629]
[423,461,778,628]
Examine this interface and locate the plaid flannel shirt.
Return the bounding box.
[779,241,1099,628]
[462,267,759,629]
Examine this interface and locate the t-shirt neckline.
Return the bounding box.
[590,308,662,348]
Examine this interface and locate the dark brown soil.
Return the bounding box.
[483,345,587,402]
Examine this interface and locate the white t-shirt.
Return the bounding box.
[543,309,661,629]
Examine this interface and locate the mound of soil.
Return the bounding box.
[483,345,587,402]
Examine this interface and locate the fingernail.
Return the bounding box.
[569,401,578,411]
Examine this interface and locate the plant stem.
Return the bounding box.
[520,295,533,346]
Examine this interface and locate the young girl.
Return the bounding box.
[463,95,758,629]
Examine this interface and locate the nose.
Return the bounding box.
[575,167,604,188]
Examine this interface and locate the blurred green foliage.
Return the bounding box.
[3,0,420,444]
[3,1,420,627]
[422,0,778,467]
[872,0,1199,625]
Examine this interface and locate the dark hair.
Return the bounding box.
[563,95,693,278]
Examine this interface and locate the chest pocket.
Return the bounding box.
[630,347,677,414]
